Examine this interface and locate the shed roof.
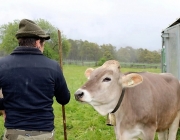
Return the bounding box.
[168,18,180,28]
[162,18,180,33]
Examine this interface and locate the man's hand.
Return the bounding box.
[0,110,5,122]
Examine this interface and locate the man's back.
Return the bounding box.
[0,46,70,131]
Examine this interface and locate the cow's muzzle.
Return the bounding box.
[74,90,84,101]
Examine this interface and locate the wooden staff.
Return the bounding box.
[58,29,67,140]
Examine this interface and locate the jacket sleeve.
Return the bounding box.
[54,65,70,105]
[0,98,4,110]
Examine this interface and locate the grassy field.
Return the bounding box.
[0,64,179,140]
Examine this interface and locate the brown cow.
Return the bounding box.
[74,60,180,140]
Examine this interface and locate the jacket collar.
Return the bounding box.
[11,46,43,55]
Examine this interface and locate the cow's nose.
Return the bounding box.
[74,90,84,100]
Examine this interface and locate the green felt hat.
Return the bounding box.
[16,19,50,40]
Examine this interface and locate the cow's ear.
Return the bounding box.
[85,68,94,79]
[120,73,143,88]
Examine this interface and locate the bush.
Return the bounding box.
[97,57,107,66]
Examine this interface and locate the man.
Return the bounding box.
[0,19,70,140]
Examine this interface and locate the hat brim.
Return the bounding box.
[16,33,50,40]
[38,34,50,40]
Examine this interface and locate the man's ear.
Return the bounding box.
[35,39,40,47]
[120,73,143,88]
[84,68,94,79]
[35,39,44,52]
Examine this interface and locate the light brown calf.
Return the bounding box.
[74,60,180,140]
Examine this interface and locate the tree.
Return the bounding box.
[80,41,101,61]
[88,43,101,61]
[117,47,131,62]
[100,44,117,60]
[0,19,71,61]
[67,39,101,61]
[95,44,116,66]
[67,39,80,60]
[0,20,19,54]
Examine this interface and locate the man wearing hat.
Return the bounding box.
[0,19,70,140]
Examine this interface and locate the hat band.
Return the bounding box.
[17,30,46,34]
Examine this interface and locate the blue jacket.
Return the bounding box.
[0,46,70,131]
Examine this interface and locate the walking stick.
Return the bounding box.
[58,29,67,140]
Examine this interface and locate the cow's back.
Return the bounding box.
[120,72,180,131]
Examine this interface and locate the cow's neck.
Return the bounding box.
[111,88,125,113]
[91,88,126,116]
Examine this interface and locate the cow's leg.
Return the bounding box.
[114,126,120,140]
[119,128,155,140]
[157,129,168,140]
[140,126,157,140]
[168,111,180,140]
[116,128,142,140]
[120,132,155,140]
[120,131,141,140]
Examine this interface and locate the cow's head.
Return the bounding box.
[74,60,143,116]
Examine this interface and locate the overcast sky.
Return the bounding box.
[0,0,180,51]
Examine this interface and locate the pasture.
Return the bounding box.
[0,64,180,140]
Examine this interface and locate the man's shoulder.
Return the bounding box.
[0,55,11,63]
[42,56,60,70]
[43,56,58,65]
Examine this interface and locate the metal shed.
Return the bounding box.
[161,18,180,80]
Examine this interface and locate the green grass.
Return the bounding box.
[0,65,178,140]
[58,65,115,140]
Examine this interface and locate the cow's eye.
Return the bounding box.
[103,77,111,82]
